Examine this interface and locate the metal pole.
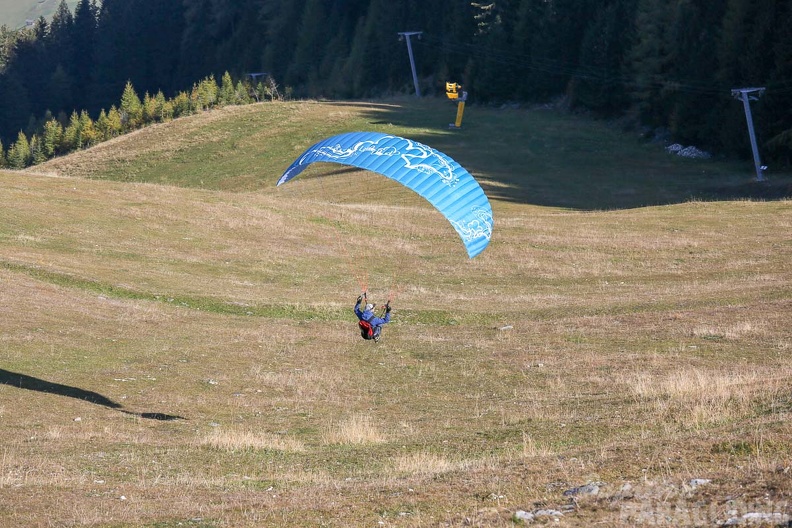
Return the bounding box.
[398,31,422,97]
[731,87,766,182]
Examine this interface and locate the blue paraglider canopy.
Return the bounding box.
[277,132,493,258]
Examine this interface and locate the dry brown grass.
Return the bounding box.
[623,363,792,430]
[200,427,306,452]
[1,101,791,526]
[391,451,478,477]
[323,413,387,445]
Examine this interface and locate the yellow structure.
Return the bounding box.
[445,82,467,129]
[445,82,462,100]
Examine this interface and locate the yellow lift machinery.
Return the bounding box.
[445,82,467,129]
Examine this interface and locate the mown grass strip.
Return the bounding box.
[0,259,468,325]
[1,260,331,320]
[6,259,785,333]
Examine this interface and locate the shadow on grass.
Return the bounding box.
[0,368,184,421]
[328,99,792,210]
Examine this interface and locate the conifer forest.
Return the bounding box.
[1,0,791,167]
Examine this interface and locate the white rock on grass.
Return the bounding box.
[721,512,791,526]
[665,143,712,159]
[514,508,564,523]
[688,478,711,489]
[563,482,601,496]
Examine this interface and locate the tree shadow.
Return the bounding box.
[0,368,184,421]
[338,100,792,210]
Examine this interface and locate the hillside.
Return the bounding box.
[29,99,792,208]
[2,100,791,526]
[0,0,77,28]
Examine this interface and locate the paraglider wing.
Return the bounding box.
[277,132,493,258]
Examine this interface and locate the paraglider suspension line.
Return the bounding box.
[329,218,369,293]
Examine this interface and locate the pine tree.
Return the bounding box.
[260,0,308,88]
[47,65,74,115]
[218,72,235,106]
[79,110,98,147]
[7,23,50,122]
[318,2,360,97]
[91,0,178,111]
[663,1,726,147]
[0,69,33,142]
[286,0,329,95]
[627,0,675,125]
[7,131,31,169]
[95,109,111,140]
[61,111,82,151]
[105,106,123,137]
[0,139,6,168]
[42,118,64,157]
[234,80,252,105]
[763,1,792,164]
[172,92,193,117]
[468,0,522,101]
[506,0,547,100]
[570,0,636,115]
[154,91,173,121]
[119,81,143,130]
[71,0,98,109]
[142,92,157,124]
[178,0,214,85]
[30,134,47,165]
[208,0,266,80]
[343,0,402,97]
[137,0,185,95]
[192,75,218,111]
[48,0,75,72]
[42,2,76,114]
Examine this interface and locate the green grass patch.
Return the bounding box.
[33,99,792,208]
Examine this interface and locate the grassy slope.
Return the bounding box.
[1,99,791,527]
[0,0,77,28]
